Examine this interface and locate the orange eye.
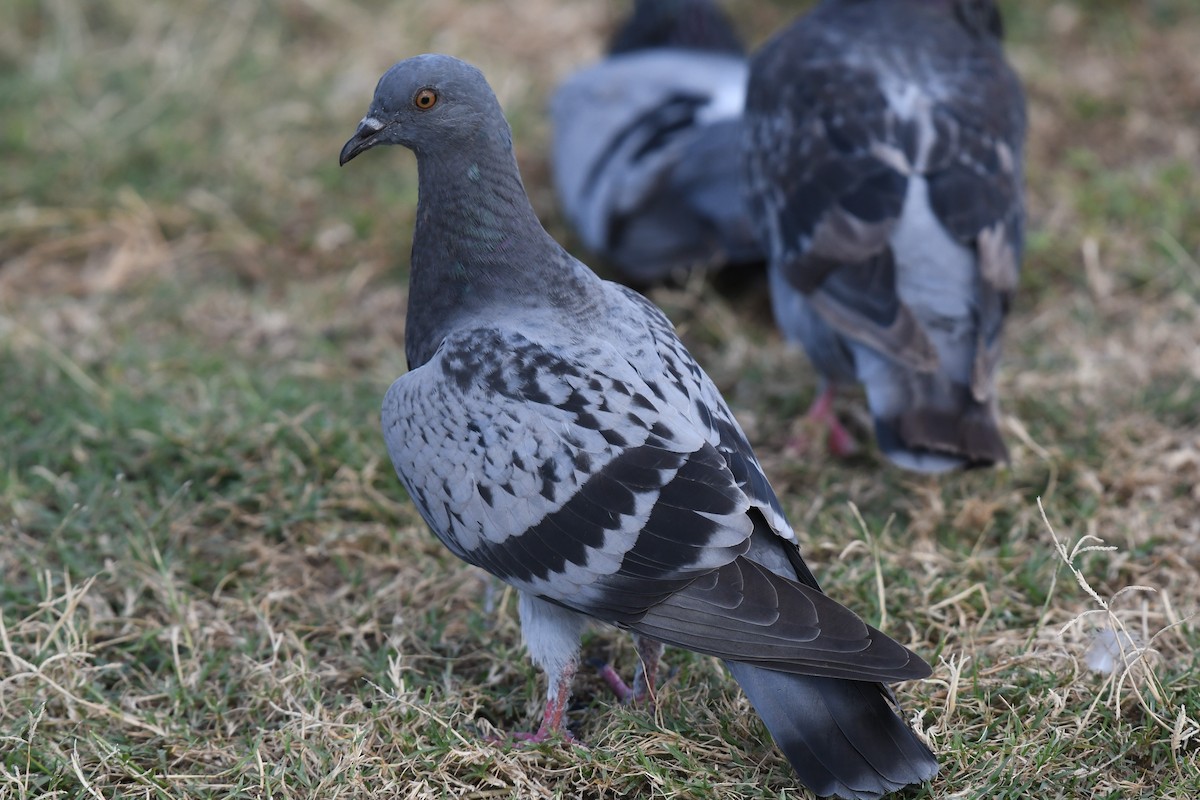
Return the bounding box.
[414,88,438,110]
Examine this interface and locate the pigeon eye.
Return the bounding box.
[414,88,438,110]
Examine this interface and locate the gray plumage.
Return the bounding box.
[550,0,762,284]
[743,0,1026,472]
[341,54,937,799]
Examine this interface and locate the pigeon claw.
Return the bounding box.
[588,650,666,708]
[788,385,859,458]
[591,659,639,705]
[486,668,587,748]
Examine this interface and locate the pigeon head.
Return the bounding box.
[906,0,1005,40]
[953,0,1004,40]
[339,54,510,166]
[608,0,745,56]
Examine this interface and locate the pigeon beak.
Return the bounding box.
[339,116,387,166]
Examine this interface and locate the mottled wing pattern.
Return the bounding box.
[744,49,906,285]
[384,301,921,679]
[744,12,1026,384]
[745,51,934,370]
[923,49,1026,401]
[606,287,925,678]
[383,324,752,623]
[609,285,795,553]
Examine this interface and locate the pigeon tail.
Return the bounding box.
[725,663,938,799]
[874,394,1008,473]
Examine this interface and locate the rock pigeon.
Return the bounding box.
[340,54,938,799]
[550,0,763,284]
[742,0,1026,472]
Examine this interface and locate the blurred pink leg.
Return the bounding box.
[593,636,664,707]
[791,384,858,457]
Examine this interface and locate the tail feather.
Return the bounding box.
[875,398,1007,473]
[726,663,938,799]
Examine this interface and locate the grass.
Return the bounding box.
[2,0,1199,797]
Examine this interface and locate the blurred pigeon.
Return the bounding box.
[550,0,763,284]
[743,0,1026,472]
[341,54,937,799]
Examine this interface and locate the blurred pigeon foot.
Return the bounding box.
[788,386,859,458]
[588,635,665,707]
[590,659,645,705]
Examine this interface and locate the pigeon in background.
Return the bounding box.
[341,54,937,799]
[743,0,1026,472]
[550,0,763,284]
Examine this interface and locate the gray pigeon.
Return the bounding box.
[743,0,1026,472]
[550,0,763,284]
[340,54,938,799]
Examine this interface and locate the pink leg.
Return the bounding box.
[593,636,665,707]
[790,384,858,457]
[510,659,580,745]
[594,661,636,704]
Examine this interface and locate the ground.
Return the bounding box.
[1,1,1198,798]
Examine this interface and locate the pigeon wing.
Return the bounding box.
[383,323,753,622]
[923,56,1026,402]
[745,19,1025,379]
[551,50,749,265]
[384,316,925,681]
[744,53,938,371]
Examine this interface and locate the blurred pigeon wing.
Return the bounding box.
[748,2,1022,371]
[551,49,757,277]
